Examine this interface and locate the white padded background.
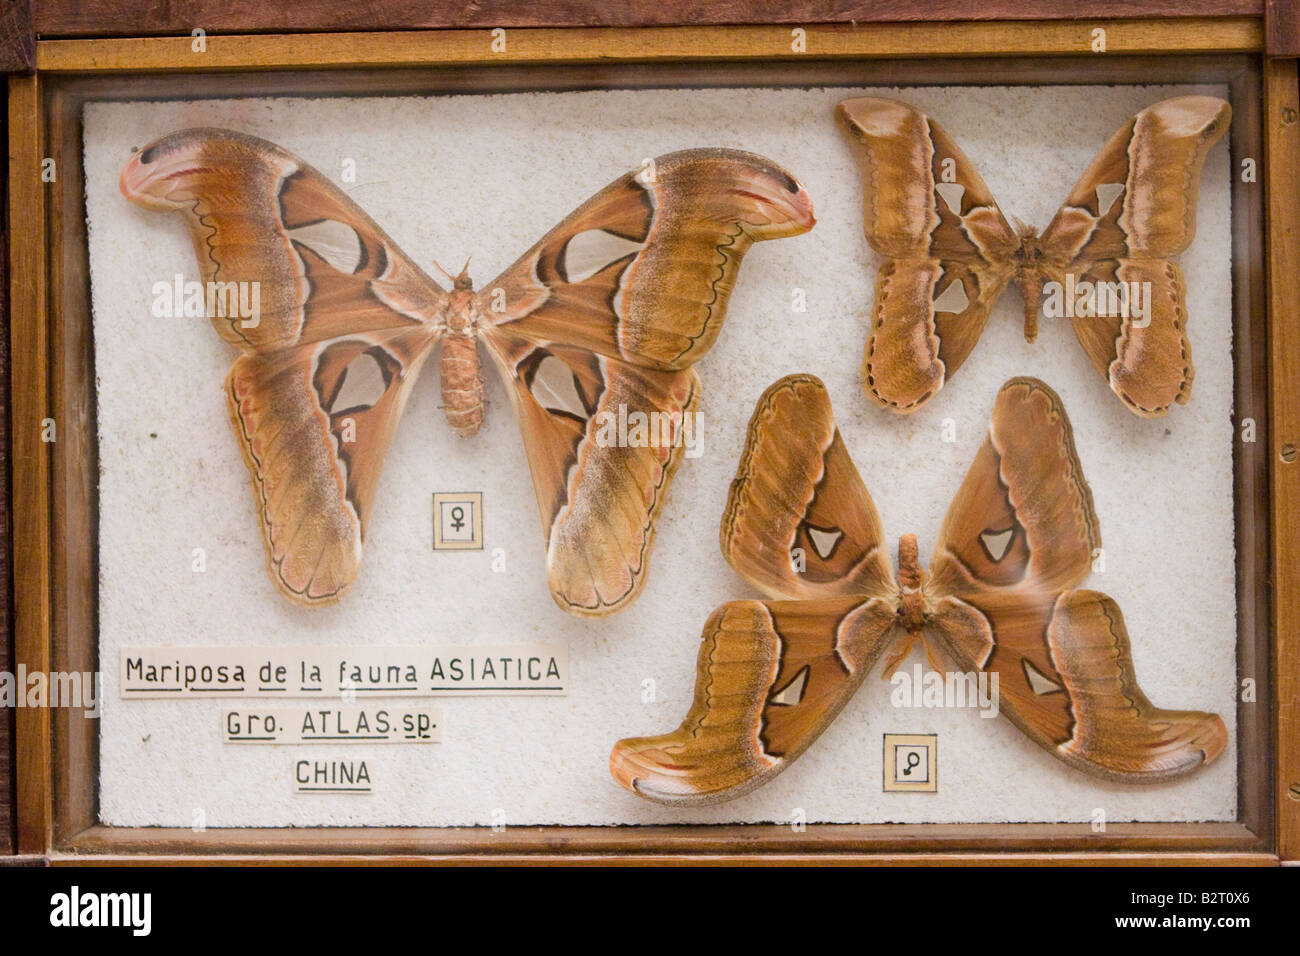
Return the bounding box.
[85,84,1237,827]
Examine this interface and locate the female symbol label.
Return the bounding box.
[432,492,484,550]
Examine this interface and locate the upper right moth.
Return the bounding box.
[835,95,1231,417]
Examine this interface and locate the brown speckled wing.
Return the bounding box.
[1066,258,1196,416]
[927,378,1100,601]
[720,374,895,601]
[609,375,904,804]
[928,587,1226,781]
[482,328,700,617]
[485,149,816,369]
[225,327,437,604]
[121,128,445,605]
[836,97,1018,412]
[1039,96,1230,417]
[926,378,1225,779]
[120,127,446,349]
[482,150,816,616]
[610,596,897,805]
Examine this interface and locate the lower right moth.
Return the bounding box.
[610,375,1227,806]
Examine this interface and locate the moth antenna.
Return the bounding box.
[432,259,457,283]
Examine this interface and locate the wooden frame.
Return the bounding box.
[7,21,1295,865]
[20,1,1269,37]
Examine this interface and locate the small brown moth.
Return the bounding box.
[611,374,1226,805]
[120,129,814,613]
[835,96,1231,417]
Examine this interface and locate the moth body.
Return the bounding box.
[888,532,944,676]
[1011,224,1054,343]
[895,532,930,631]
[437,269,487,438]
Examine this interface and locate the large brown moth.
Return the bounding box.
[611,374,1226,805]
[120,128,814,613]
[835,95,1230,417]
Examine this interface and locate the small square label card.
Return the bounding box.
[883,733,938,792]
[432,492,484,550]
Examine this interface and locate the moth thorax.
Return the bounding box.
[445,292,480,335]
[898,590,929,633]
[440,334,485,438]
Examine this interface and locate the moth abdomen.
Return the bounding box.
[439,333,485,437]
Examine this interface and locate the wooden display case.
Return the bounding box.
[4,7,1298,865]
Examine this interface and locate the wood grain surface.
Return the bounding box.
[58,819,1267,860]
[1265,58,1300,863]
[48,852,1280,866]
[1268,0,1300,54]
[34,20,1262,74]
[0,92,10,855]
[1227,61,1276,850]
[30,0,1267,38]
[0,0,33,74]
[7,74,50,856]
[45,90,97,847]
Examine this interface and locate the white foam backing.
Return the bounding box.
[84,84,1237,827]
